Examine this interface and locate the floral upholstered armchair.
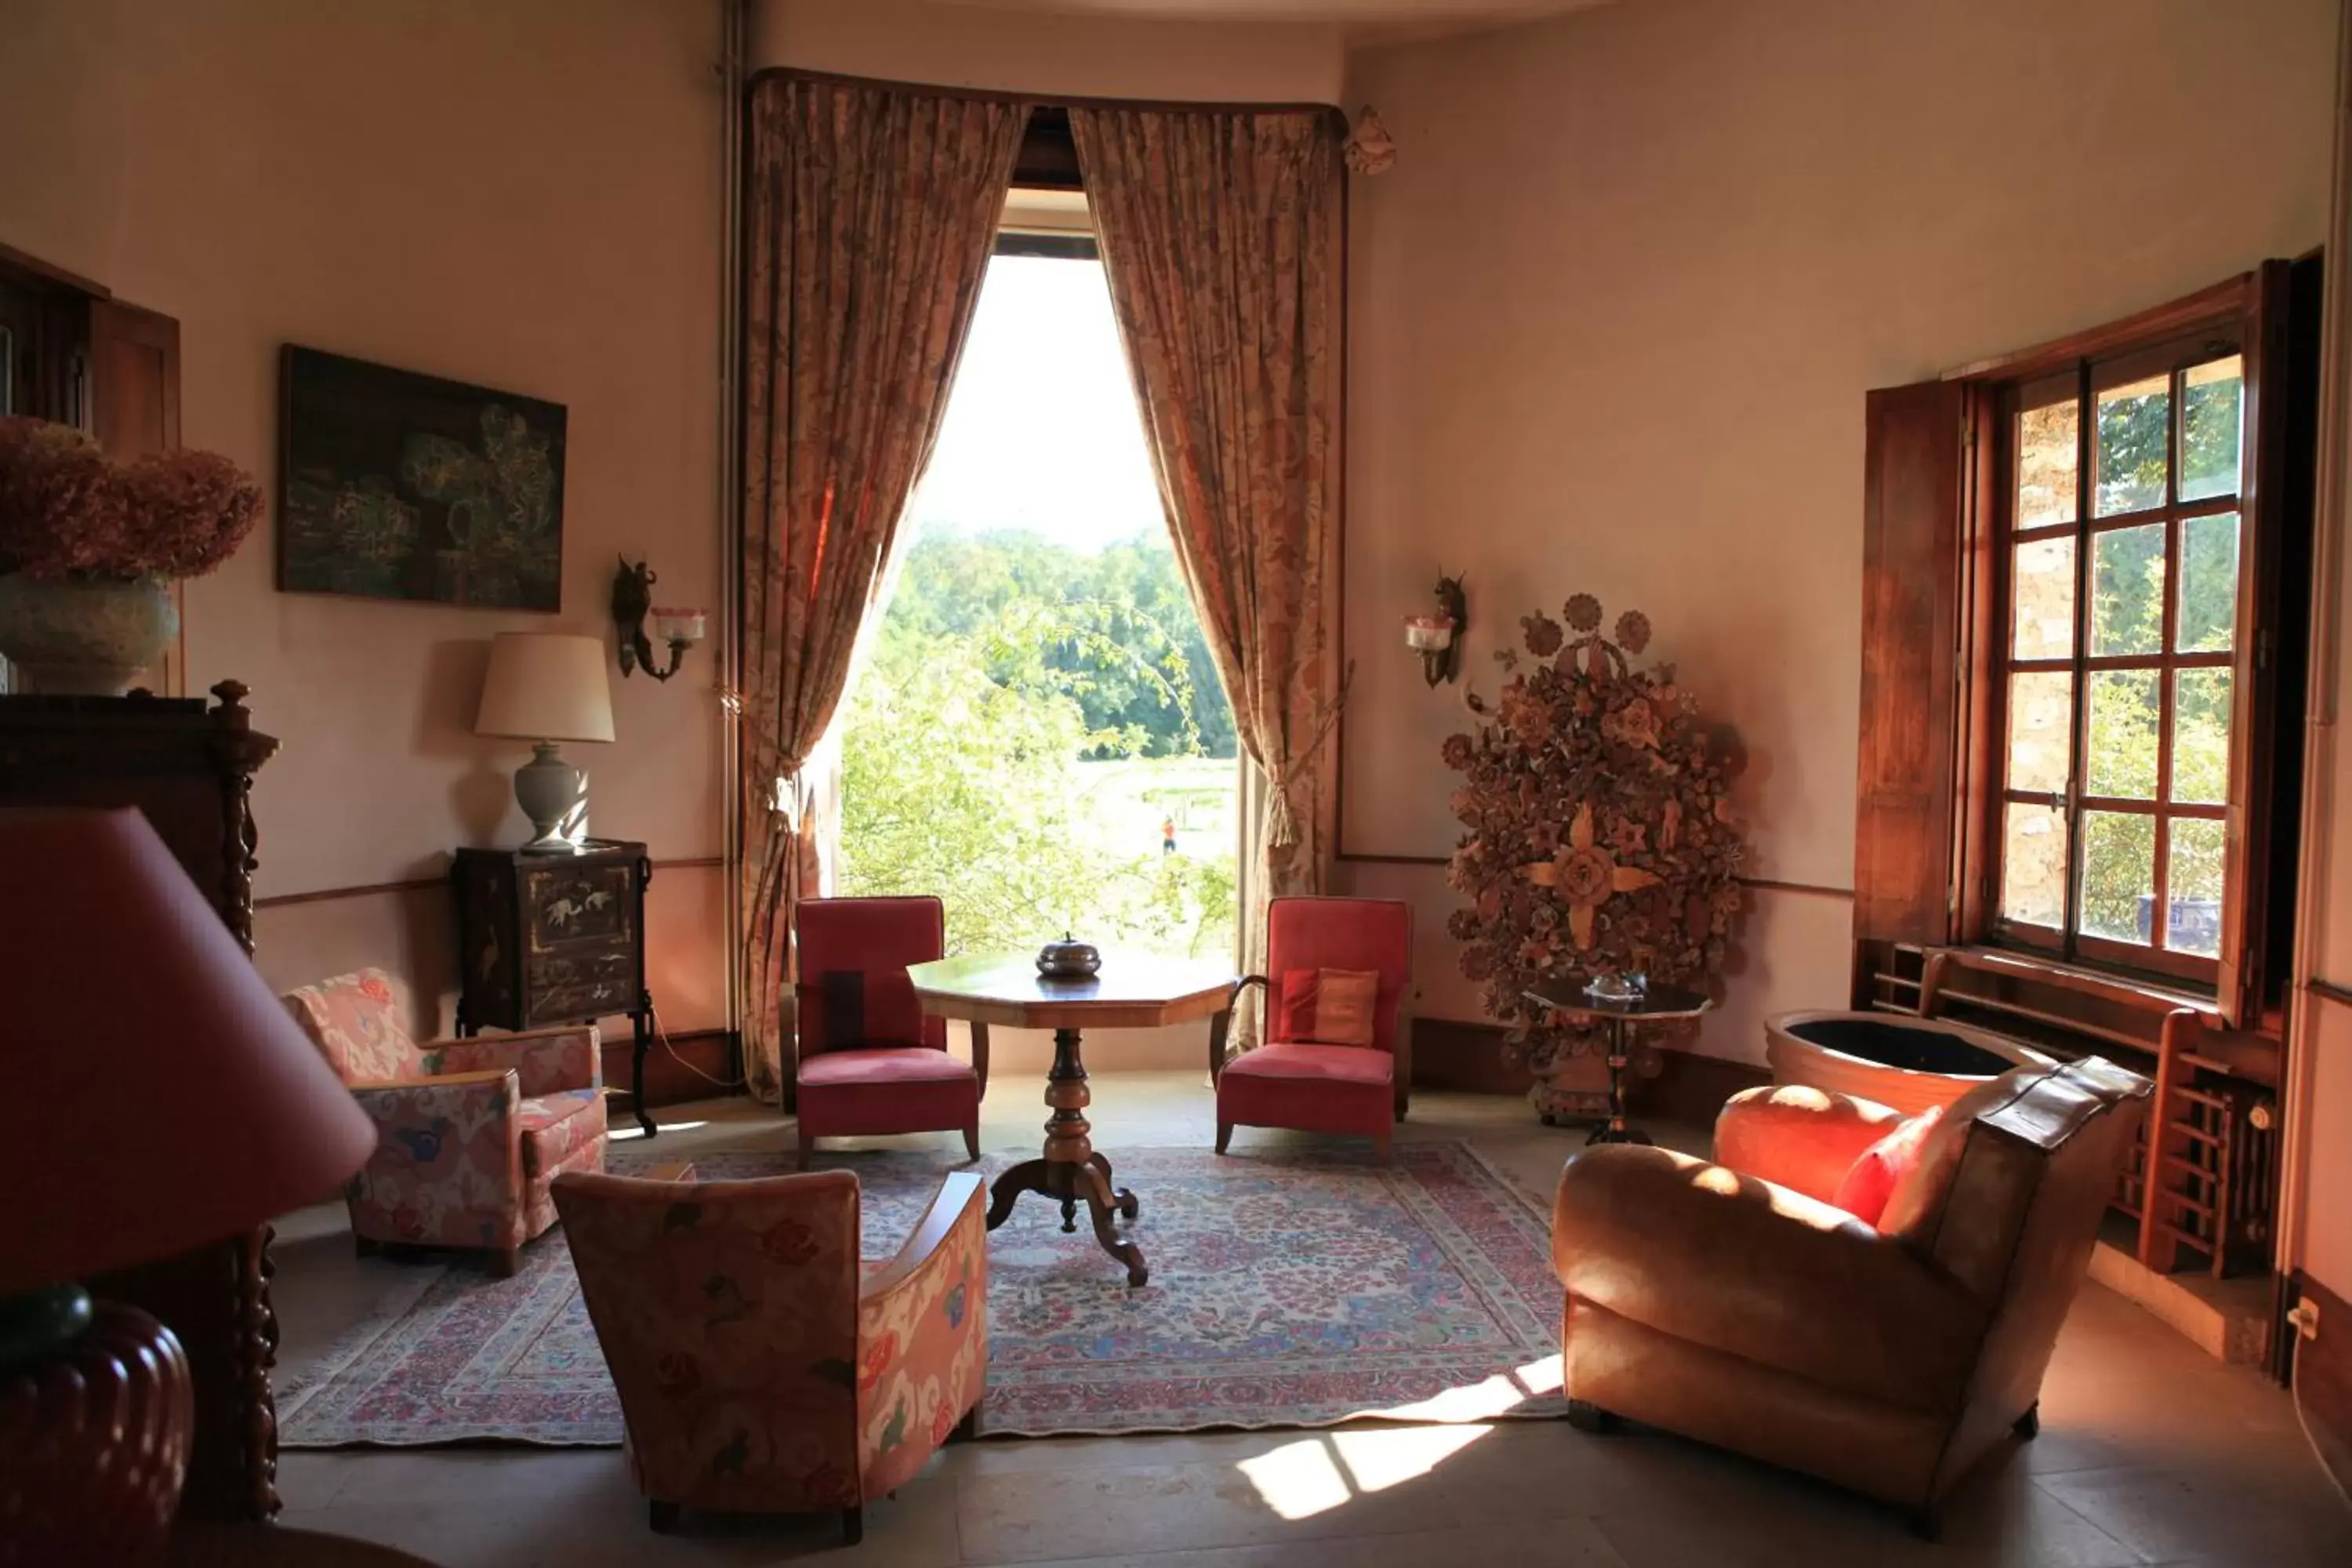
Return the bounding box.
[281,967,606,1275]
[554,1167,989,1543]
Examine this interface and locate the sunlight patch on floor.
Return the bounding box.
[1237,1407,1503,1519]
[1330,1424,1490,1490]
[1237,1439,1355,1520]
[608,1119,708,1142]
[1370,1355,1563,1423]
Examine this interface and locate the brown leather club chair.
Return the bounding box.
[1550,1057,2152,1536]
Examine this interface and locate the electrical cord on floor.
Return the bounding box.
[648,1006,748,1091]
[2294,1363,2352,1510]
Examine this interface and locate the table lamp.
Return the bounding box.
[0,807,376,1565]
[474,631,617,853]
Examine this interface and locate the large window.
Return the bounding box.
[835,205,1240,960]
[1994,345,2246,982]
[1854,261,2316,1029]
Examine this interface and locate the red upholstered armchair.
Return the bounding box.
[554,1167,989,1542]
[794,896,985,1168]
[1214,895,1412,1158]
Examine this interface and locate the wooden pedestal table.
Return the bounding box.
[909,952,1238,1287]
[1522,980,1712,1145]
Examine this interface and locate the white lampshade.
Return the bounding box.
[475,633,616,743]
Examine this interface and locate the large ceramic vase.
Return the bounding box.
[0,574,176,695]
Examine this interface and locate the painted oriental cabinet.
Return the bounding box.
[450,840,656,1135]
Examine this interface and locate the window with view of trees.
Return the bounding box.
[1996,347,2246,980]
[1855,261,2315,1030]
[836,231,1240,960]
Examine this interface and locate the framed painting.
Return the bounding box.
[278,345,565,609]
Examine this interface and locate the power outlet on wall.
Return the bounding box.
[2288,1298,2322,1341]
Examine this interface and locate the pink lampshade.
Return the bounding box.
[0,807,376,1298]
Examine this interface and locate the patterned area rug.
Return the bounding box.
[278,1142,1564,1446]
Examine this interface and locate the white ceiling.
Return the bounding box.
[929,0,1611,34]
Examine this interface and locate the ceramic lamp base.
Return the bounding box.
[513,741,586,853]
[0,1298,192,1566]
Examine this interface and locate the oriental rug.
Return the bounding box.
[278,1142,1564,1445]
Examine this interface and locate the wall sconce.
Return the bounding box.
[1404,572,1467,687]
[611,557,706,682]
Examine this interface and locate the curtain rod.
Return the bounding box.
[745,63,1348,125]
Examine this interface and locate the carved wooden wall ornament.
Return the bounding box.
[1442,593,1748,1118]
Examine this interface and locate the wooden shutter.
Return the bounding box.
[88,299,180,457]
[1856,379,1970,947]
[2221,256,2318,1026]
[88,299,184,696]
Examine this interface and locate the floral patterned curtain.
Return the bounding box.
[1068,104,1348,1044]
[740,75,1027,1103]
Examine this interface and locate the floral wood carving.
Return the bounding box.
[1443,593,1748,1114]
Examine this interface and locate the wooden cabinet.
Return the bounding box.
[0,682,283,1520]
[451,840,658,1135]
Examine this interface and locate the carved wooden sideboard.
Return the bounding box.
[0,681,283,1520]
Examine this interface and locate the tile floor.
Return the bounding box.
[268,1073,2352,1566]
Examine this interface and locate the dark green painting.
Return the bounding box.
[278,345,565,610]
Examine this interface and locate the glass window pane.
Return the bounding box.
[2086,670,2160,799]
[2011,535,2076,659]
[2079,810,2155,945]
[2016,399,2079,530]
[2001,801,2067,930]
[2180,355,2244,503]
[2177,512,2240,654]
[2173,667,2234,804]
[2090,522,2166,655]
[2168,818,2226,956]
[2095,373,2170,516]
[2006,672,2073,794]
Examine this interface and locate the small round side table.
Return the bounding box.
[1523,980,1713,1145]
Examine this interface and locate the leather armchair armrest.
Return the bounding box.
[428,1025,603,1098]
[1713,1083,1905,1206]
[1554,1145,1983,1411]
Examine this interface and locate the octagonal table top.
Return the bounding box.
[909,950,1240,1031]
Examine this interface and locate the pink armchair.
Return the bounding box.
[553,1167,989,1543]
[1215,896,1413,1158]
[281,967,606,1275]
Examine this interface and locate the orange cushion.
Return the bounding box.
[1277,967,1380,1047]
[1879,1069,2043,1243]
[1831,1105,1943,1226]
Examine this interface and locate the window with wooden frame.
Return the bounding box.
[1991,343,2247,982]
[1857,261,2318,1029]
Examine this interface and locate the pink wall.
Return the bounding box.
[2298,67,2352,1299]
[753,0,1345,103]
[1341,0,2338,1058]
[0,0,729,1029]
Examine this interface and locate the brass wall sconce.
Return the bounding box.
[1404,572,1466,687]
[611,557,706,682]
